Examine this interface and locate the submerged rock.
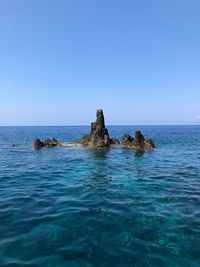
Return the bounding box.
[34,138,61,149]
[122,131,155,151]
[79,109,119,148]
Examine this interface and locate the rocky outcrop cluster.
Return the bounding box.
[34,138,61,149]
[79,109,120,148]
[33,110,155,151]
[121,130,155,151]
[79,109,155,150]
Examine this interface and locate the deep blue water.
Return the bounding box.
[0,126,200,267]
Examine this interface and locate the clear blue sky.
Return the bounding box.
[0,0,199,126]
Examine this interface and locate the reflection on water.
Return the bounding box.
[135,149,144,157]
[88,148,111,192]
[122,147,145,157]
[89,148,109,161]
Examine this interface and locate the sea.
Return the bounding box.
[0,125,199,267]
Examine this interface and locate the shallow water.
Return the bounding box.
[0,126,200,267]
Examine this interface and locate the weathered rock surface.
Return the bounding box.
[79,134,90,147]
[79,109,119,148]
[121,134,138,148]
[78,110,154,150]
[144,139,155,150]
[34,139,43,149]
[110,138,121,145]
[135,130,145,145]
[122,131,155,151]
[34,138,61,149]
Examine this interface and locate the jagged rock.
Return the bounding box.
[110,138,120,145]
[34,138,43,149]
[122,134,134,144]
[80,134,90,147]
[122,131,155,151]
[135,130,145,145]
[121,134,137,148]
[79,109,118,148]
[144,139,155,149]
[43,138,61,147]
[34,138,61,149]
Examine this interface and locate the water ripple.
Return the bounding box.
[0,126,200,266]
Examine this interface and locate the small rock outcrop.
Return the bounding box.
[34,139,43,149]
[110,138,121,145]
[34,138,61,149]
[135,130,145,145]
[122,130,155,151]
[79,109,120,148]
[121,134,137,148]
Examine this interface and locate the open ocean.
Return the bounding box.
[0,125,200,267]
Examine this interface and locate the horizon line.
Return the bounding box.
[0,124,200,127]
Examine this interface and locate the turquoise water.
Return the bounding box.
[0,126,200,267]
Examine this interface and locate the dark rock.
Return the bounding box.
[80,134,90,147]
[89,109,110,147]
[43,138,60,147]
[144,139,155,150]
[110,138,120,145]
[96,109,105,128]
[77,109,155,151]
[34,138,61,149]
[79,109,118,148]
[121,134,137,148]
[135,130,145,145]
[121,131,155,151]
[122,134,134,144]
[34,138,43,149]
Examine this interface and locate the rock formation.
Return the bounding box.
[110,138,121,145]
[135,130,145,145]
[33,110,155,152]
[79,109,120,148]
[122,130,155,151]
[121,134,137,148]
[34,138,61,149]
